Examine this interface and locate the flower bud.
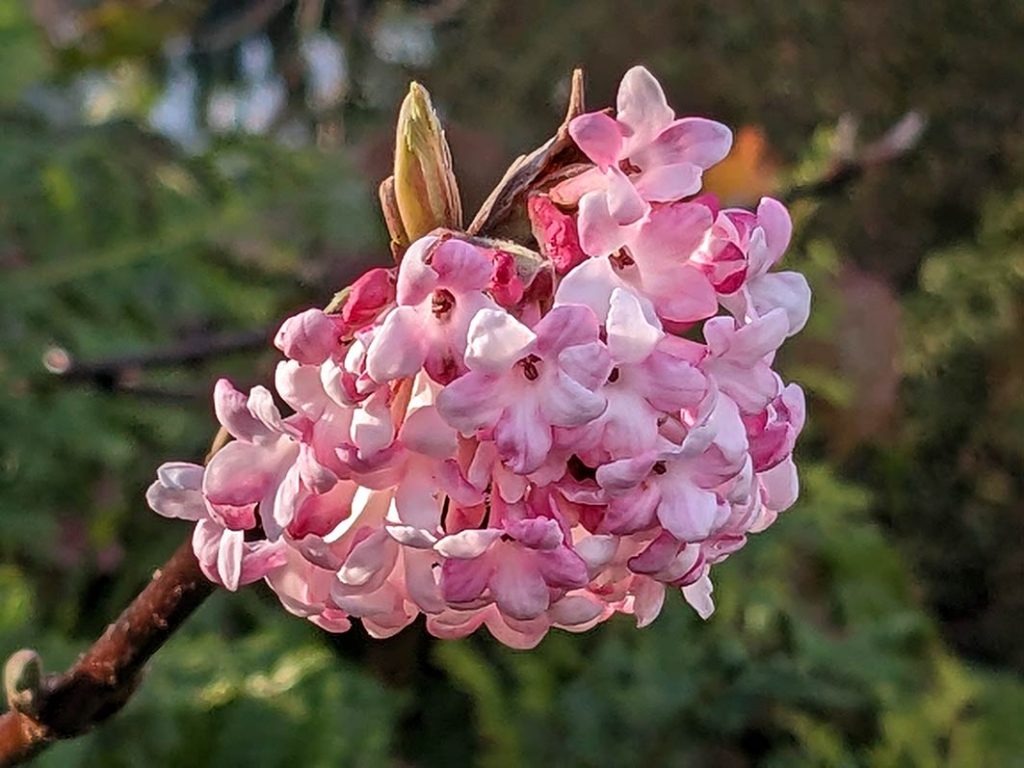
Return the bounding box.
[393,82,462,245]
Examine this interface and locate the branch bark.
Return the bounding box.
[779,111,926,204]
[0,539,214,766]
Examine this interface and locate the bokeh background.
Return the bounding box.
[2,1,1024,765]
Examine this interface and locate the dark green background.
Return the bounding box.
[2,1,1024,765]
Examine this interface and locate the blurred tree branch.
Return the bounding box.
[0,539,215,766]
[780,111,927,203]
[42,329,271,399]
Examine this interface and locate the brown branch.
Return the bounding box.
[779,111,926,204]
[0,539,215,766]
[468,68,586,236]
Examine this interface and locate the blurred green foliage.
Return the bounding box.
[1,1,1023,766]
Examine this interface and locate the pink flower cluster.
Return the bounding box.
[148,67,809,648]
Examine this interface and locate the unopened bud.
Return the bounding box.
[5,649,42,715]
[393,83,462,245]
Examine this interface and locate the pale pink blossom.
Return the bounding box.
[554,66,731,255]
[147,462,287,591]
[147,65,810,645]
[437,304,611,474]
[365,235,499,385]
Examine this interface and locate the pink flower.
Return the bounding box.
[700,309,790,413]
[339,267,396,334]
[204,379,303,532]
[365,235,498,385]
[713,198,811,336]
[744,383,806,471]
[528,194,587,273]
[555,200,718,324]
[487,249,525,308]
[558,288,708,465]
[435,495,589,621]
[437,304,611,474]
[555,66,731,255]
[147,462,287,591]
[275,308,343,365]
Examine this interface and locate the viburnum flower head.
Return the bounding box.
[148,65,811,648]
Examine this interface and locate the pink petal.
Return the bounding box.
[750,197,793,275]
[573,535,618,570]
[540,370,606,428]
[616,65,674,153]
[549,166,607,207]
[492,555,551,620]
[432,238,495,293]
[632,162,703,202]
[404,548,445,613]
[341,268,396,331]
[214,378,271,443]
[436,371,503,434]
[274,308,340,365]
[558,342,613,390]
[759,456,799,513]
[427,608,488,639]
[399,404,458,457]
[488,249,525,307]
[147,462,206,521]
[248,385,292,435]
[635,117,732,170]
[596,453,657,493]
[607,288,663,363]
[682,573,715,619]
[192,519,223,585]
[536,547,589,588]
[440,557,493,603]
[577,191,632,256]
[336,528,398,589]
[365,306,426,383]
[434,528,503,558]
[238,540,288,585]
[627,531,679,574]
[632,200,713,265]
[527,194,587,273]
[289,479,356,539]
[704,309,789,365]
[569,111,625,168]
[631,577,666,628]
[748,272,812,336]
[494,399,552,475]
[554,257,625,319]
[656,475,720,542]
[396,235,442,305]
[274,362,327,421]
[636,350,706,412]
[203,440,285,529]
[350,389,395,456]
[484,611,549,649]
[311,609,353,634]
[534,304,601,357]
[648,264,718,324]
[464,308,536,374]
[605,166,647,226]
[549,594,605,627]
[506,517,563,550]
[217,528,245,591]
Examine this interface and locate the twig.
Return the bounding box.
[779,111,926,204]
[0,539,215,766]
[42,329,271,398]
